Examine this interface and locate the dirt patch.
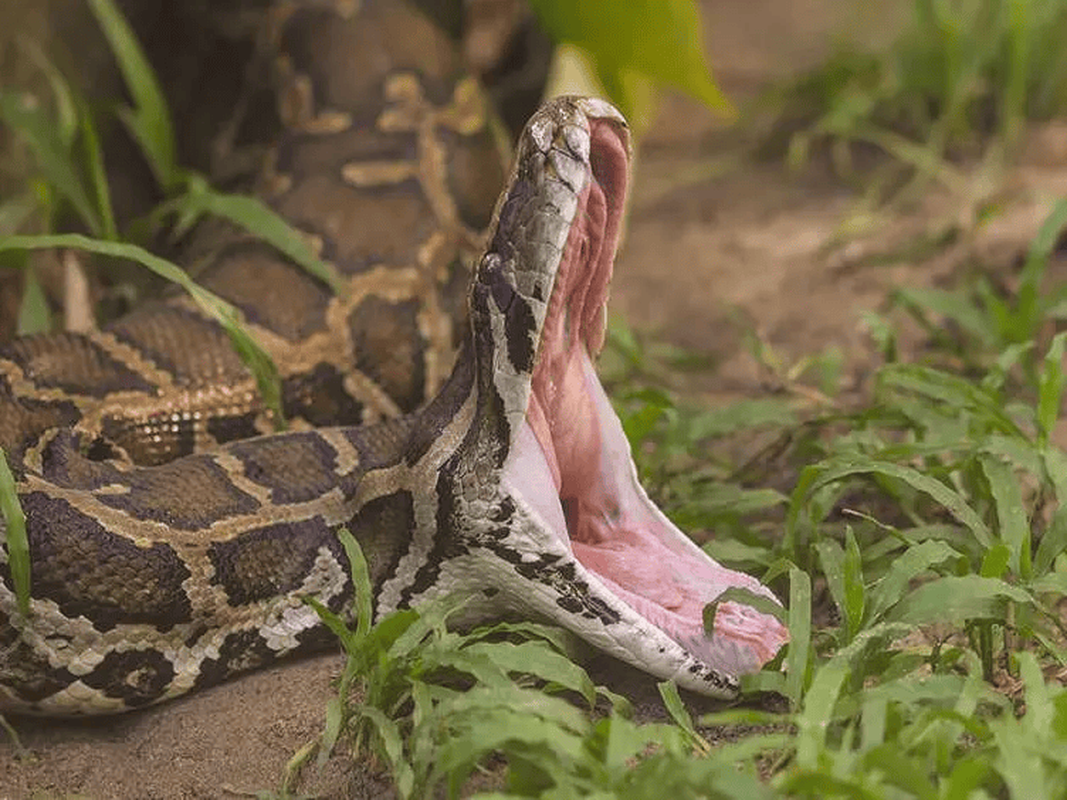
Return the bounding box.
[5,1,1067,797]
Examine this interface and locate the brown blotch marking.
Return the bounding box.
[193,242,332,341]
[1,333,158,398]
[17,492,194,632]
[275,173,436,273]
[229,432,339,504]
[107,304,247,388]
[0,602,77,705]
[348,490,415,595]
[0,389,80,465]
[191,628,277,692]
[94,455,260,530]
[282,362,365,427]
[80,649,175,707]
[347,295,426,412]
[277,3,460,116]
[206,411,261,447]
[35,430,128,490]
[207,517,341,605]
[342,416,415,473]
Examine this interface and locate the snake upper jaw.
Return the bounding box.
[463,97,789,697]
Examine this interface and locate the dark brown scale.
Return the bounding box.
[0,0,513,714]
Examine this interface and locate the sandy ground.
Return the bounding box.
[4,1,1067,797]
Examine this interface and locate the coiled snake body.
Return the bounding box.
[0,0,787,715]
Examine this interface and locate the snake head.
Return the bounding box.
[458,97,789,698]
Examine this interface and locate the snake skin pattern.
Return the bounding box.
[0,0,788,715]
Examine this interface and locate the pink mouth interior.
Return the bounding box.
[521,119,789,675]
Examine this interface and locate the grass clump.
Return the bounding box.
[760,0,1067,204]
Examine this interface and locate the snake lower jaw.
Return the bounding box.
[501,342,789,696]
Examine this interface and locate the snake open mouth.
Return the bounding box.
[506,112,789,680]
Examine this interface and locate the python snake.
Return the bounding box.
[0,0,788,715]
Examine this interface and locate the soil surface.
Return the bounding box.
[5,1,1067,797]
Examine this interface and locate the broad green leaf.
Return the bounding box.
[0,448,29,616]
[86,0,178,190]
[357,705,412,789]
[529,0,731,116]
[941,756,993,800]
[815,538,848,627]
[319,695,345,766]
[886,575,1033,625]
[860,695,887,751]
[0,91,102,236]
[979,542,1011,579]
[701,537,775,568]
[0,234,285,428]
[892,286,997,347]
[467,620,582,662]
[866,540,965,621]
[878,363,1019,435]
[461,641,597,707]
[686,399,797,439]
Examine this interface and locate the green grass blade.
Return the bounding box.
[703,586,786,642]
[1038,332,1067,445]
[20,35,78,145]
[76,97,118,241]
[1035,505,1067,576]
[85,0,178,190]
[336,528,373,640]
[867,540,966,621]
[842,526,865,639]
[1019,197,1067,332]
[784,566,812,705]
[793,456,993,548]
[657,680,709,753]
[0,234,285,427]
[0,447,30,616]
[0,91,102,236]
[462,640,597,707]
[162,180,346,295]
[980,453,1031,578]
[795,658,849,768]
